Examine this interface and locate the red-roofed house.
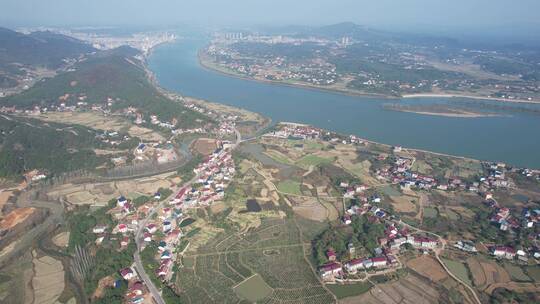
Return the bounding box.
[318,262,342,279]
[492,246,516,259]
[120,268,134,280]
[327,250,337,262]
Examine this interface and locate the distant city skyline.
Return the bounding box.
[2,0,540,42]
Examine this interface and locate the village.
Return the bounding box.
[202,31,540,102]
[263,122,540,283]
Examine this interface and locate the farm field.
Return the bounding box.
[176,218,335,303]
[341,274,441,304]
[31,251,65,304]
[466,256,511,290]
[296,154,333,169]
[327,282,373,299]
[442,258,473,286]
[233,274,273,302]
[277,180,303,196]
[525,266,540,282]
[503,263,532,282]
[423,207,438,218]
[407,256,448,282]
[45,172,178,206]
[33,111,165,142]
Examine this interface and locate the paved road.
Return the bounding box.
[133,128,241,304]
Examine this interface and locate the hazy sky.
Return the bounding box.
[3,0,540,34]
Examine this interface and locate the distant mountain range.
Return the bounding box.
[0,27,95,69]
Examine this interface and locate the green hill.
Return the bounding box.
[1,47,210,128]
[0,115,106,178]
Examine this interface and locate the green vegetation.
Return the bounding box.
[185,227,201,238]
[179,218,196,228]
[133,195,151,207]
[157,187,173,200]
[1,47,210,128]
[503,263,531,282]
[177,154,203,181]
[327,282,373,299]
[525,266,540,282]
[265,150,294,165]
[0,115,105,178]
[233,274,273,302]
[277,180,303,195]
[67,202,115,251]
[0,27,94,69]
[313,214,384,264]
[94,278,127,304]
[296,154,333,168]
[175,218,334,303]
[441,258,472,286]
[423,207,439,218]
[490,288,538,304]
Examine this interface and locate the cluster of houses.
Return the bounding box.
[94,191,185,286]
[170,143,235,208]
[485,195,539,232]
[319,248,396,280]
[453,240,478,253]
[481,163,512,188]
[318,227,439,281]
[520,168,540,180]
[206,42,339,86]
[264,123,322,140]
[375,156,439,190]
[118,267,151,304]
[134,141,178,164]
[140,194,184,282]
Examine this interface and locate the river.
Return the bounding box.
[148,38,540,168]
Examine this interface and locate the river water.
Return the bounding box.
[148,38,540,168]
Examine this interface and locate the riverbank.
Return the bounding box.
[387,109,499,118]
[382,103,502,118]
[197,50,393,100]
[199,49,540,105]
[147,38,540,168]
[402,93,540,105]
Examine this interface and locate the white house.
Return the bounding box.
[344,259,364,273]
[92,225,108,234]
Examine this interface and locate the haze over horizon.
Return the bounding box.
[3,0,540,42]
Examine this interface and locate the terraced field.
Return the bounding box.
[176,218,335,303]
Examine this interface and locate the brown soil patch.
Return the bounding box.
[192,138,218,156]
[210,202,226,214]
[92,275,115,299]
[35,111,164,142]
[52,232,70,248]
[0,207,36,229]
[467,257,511,291]
[407,255,448,282]
[0,190,13,214]
[293,204,328,222]
[32,252,65,304]
[341,274,440,304]
[390,195,418,214]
